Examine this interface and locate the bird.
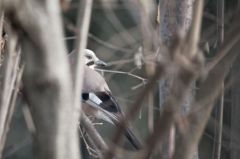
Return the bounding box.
[68,49,142,150]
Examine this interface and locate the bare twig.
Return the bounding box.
[187,0,204,57]
[133,0,158,133]
[63,17,134,53]
[88,34,132,53]
[0,12,4,56]
[101,1,138,47]
[206,20,240,72]
[214,0,225,158]
[0,64,24,155]
[0,31,19,157]
[79,126,99,158]
[95,68,146,81]
[214,84,224,159]
[81,114,108,152]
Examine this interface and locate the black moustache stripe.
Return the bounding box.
[87,61,94,66]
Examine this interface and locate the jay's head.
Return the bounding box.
[84,49,107,69]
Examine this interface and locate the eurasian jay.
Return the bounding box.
[69,49,142,150]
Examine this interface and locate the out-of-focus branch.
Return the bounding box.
[88,34,132,53]
[173,20,240,159]
[140,17,240,159]
[81,114,108,152]
[135,0,158,133]
[138,42,204,159]
[63,17,134,53]
[70,2,107,158]
[187,0,204,57]
[69,1,109,158]
[0,64,24,157]
[0,31,20,158]
[105,62,166,159]
[101,0,138,48]
[214,0,225,158]
[95,68,146,81]
[0,12,4,55]
[1,0,80,159]
[72,0,92,130]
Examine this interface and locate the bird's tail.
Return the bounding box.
[124,127,142,150]
[100,109,142,150]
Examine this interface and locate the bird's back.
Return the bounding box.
[82,66,110,93]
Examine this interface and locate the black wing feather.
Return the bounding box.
[94,91,122,113]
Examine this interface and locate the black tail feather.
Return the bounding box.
[125,127,142,150]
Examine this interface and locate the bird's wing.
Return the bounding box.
[95,91,122,114]
[82,91,142,150]
[82,92,122,121]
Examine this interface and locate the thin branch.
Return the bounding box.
[206,20,240,72]
[214,0,225,159]
[95,68,147,81]
[88,34,132,53]
[0,64,24,155]
[63,15,135,54]
[187,0,204,57]
[0,32,19,157]
[214,84,224,159]
[79,126,99,158]
[80,114,108,152]
[0,13,4,57]
[101,1,138,47]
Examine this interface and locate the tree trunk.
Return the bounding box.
[158,0,198,158]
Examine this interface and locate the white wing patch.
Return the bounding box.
[89,93,102,105]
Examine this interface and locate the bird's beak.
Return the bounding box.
[95,60,108,67]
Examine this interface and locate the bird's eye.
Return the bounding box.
[86,55,92,59]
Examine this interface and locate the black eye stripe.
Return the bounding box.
[87,61,94,66]
[86,55,92,59]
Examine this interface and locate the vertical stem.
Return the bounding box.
[0,12,4,58]
[0,12,3,37]
[0,33,18,157]
[214,0,224,159]
[73,0,93,125]
[188,0,204,57]
[215,84,224,159]
[148,93,154,132]
[81,114,108,152]
[138,0,157,134]
[169,125,175,159]
[0,64,24,158]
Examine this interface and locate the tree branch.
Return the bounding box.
[1,0,80,159]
